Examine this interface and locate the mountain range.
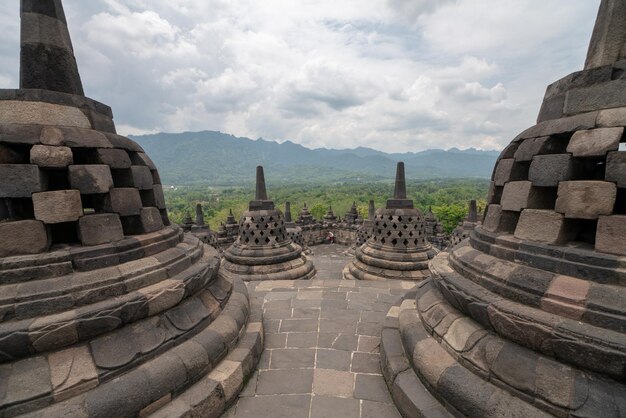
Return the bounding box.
[130,130,500,186]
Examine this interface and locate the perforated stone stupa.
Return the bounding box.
[0,2,262,416]
[424,206,447,249]
[343,163,436,281]
[219,166,315,281]
[382,2,626,416]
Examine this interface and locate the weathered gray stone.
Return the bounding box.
[95,148,131,169]
[132,152,157,170]
[529,154,576,187]
[567,127,623,157]
[153,185,166,209]
[0,220,48,257]
[584,0,626,69]
[605,151,626,187]
[597,107,626,127]
[493,159,526,186]
[596,215,626,255]
[514,210,574,244]
[0,164,45,197]
[68,165,113,194]
[500,181,546,212]
[78,213,124,246]
[107,188,142,216]
[30,144,73,168]
[565,80,626,115]
[140,207,164,233]
[33,190,83,223]
[514,137,563,162]
[555,181,616,219]
[131,165,153,190]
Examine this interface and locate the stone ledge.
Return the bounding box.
[431,252,626,381]
[1,278,257,417]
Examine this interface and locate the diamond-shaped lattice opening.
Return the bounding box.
[403,225,408,229]
[398,216,402,222]
[398,231,403,237]
[388,216,393,221]
[408,217,413,222]
[409,232,414,237]
[269,216,274,221]
[413,239,418,245]
[386,231,392,236]
[265,237,271,244]
[392,224,398,229]
[403,239,409,246]
[391,239,398,246]
[254,238,260,244]
[380,237,386,244]
[244,237,250,243]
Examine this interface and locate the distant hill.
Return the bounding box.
[130,131,500,186]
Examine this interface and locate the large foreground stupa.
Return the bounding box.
[382,1,626,416]
[0,2,262,416]
[343,163,436,280]
[219,166,315,281]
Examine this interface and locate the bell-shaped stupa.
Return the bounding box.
[0,2,262,416]
[447,199,481,248]
[343,163,436,280]
[382,2,626,416]
[296,202,315,225]
[219,167,315,281]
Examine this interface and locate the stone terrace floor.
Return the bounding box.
[223,245,417,418]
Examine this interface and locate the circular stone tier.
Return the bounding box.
[383,3,626,415]
[220,208,316,281]
[343,207,437,281]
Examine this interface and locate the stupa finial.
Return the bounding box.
[584,0,626,69]
[393,162,407,200]
[255,166,267,200]
[195,204,205,226]
[20,0,84,95]
[285,202,293,223]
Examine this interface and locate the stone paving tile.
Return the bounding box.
[352,352,381,374]
[357,335,380,353]
[231,394,312,418]
[256,369,314,395]
[270,348,316,369]
[224,245,415,418]
[361,400,402,418]
[264,333,287,349]
[287,332,318,348]
[313,369,355,397]
[280,318,318,333]
[354,373,393,403]
[316,349,352,371]
[311,396,361,418]
[317,333,359,351]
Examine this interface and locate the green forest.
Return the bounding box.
[164,178,490,233]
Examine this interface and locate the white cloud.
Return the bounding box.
[0,0,601,153]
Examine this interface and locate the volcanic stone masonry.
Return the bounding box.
[343,162,437,281]
[381,1,626,416]
[218,166,316,281]
[216,208,239,248]
[0,2,262,416]
[447,199,481,249]
[296,202,315,225]
[187,203,218,247]
[323,205,338,224]
[424,206,448,249]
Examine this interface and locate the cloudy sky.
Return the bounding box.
[0,0,599,152]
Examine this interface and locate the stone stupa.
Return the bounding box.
[382,2,626,416]
[344,201,359,225]
[284,201,307,250]
[0,2,262,417]
[189,203,218,246]
[216,208,239,247]
[219,166,316,281]
[323,205,338,224]
[424,206,447,249]
[447,199,481,248]
[343,163,436,281]
[296,202,315,225]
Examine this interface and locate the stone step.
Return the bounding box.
[0,278,257,418]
